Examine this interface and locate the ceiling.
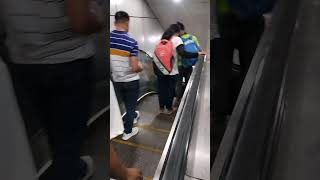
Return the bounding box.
[145,0,211,51]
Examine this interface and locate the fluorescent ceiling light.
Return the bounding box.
[173,0,182,3]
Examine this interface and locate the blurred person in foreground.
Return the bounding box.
[212,0,276,122]
[0,0,105,179]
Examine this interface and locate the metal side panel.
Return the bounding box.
[270,1,320,180]
[0,59,37,180]
[186,59,210,180]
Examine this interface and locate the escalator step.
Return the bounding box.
[113,127,168,151]
[136,111,174,131]
[111,142,161,178]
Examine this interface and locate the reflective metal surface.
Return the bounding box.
[271,1,320,179]
[110,0,164,56]
[137,50,157,96]
[153,56,206,180]
[186,58,210,180]
[146,0,211,52]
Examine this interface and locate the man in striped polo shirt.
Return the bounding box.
[110,11,142,141]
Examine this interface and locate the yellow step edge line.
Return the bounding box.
[144,176,153,180]
[136,124,170,134]
[112,139,163,154]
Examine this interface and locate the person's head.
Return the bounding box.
[114,11,130,32]
[176,21,186,34]
[161,24,181,40]
[169,24,181,36]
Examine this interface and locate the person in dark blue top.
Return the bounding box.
[228,0,275,19]
[212,0,276,127]
[211,0,276,167]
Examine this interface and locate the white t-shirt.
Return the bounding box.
[170,36,183,75]
[1,0,95,64]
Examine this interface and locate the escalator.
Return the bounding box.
[111,50,175,179]
[268,1,320,179]
[211,0,320,180]
[111,94,174,179]
[112,50,210,179]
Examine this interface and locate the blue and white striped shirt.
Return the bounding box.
[110,30,139,82]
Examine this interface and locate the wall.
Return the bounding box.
[0,58,37,180]
[145,0,211,53]
[110,0,164,56]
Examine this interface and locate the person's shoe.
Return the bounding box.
[166,107,177,115]
[122,127,139,141]
[174,98,181,107]
[159,108,166,114]
[80,156,95,180]
[133,111,140,124]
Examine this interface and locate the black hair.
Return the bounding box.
[169,24,180,34]
[177,21,185,31]
[115,11,130,23]
[161,29,174,40]
[161,24,180,40]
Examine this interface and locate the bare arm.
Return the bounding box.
[110,145,127,179]
[130,56,143,73]
[65,0,105,34]
[110,145,142,180]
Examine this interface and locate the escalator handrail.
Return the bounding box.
[153,56,206,180]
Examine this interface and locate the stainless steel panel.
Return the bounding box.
[115,0,145,17]
[128,18,145,49]
[143,18,163,56]
[186,58,210,180]
[271,1,320,180]
[145,0,210,52]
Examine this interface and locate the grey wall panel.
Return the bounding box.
[113,0,145,17]
[142,18,163,56]
[110,16,115,31]
[0,59,37,180]
[110,0,164,56]
[110,1,116,15]
[146,0,210,52]
[142,1,156,18]
[128,18,145,48]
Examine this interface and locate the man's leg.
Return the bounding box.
[157,76,166,109]
[184,66,193,87]
[166,75,176,110]
[8,64,48,138]
[212,37,234,119]
[44,59,93,180]
[122,80,139,134]
[238,16,265,83]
